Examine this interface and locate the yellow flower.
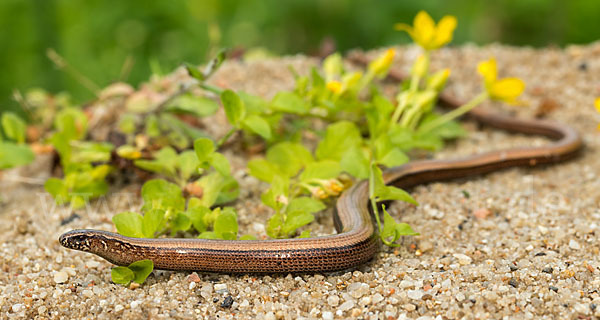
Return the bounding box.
[477,57,525,104]
[326,80,343,94]
[595,97,600,112]
[395,11,457,51]
[368,48,396,78]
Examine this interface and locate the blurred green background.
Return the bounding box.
[1,0,599,115]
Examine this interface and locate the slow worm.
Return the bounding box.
[59,53,583,273]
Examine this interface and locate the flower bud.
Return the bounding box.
[323,53,343,81]
[411,54,429,78]
[427,69,450,91]
[368,49,396,78]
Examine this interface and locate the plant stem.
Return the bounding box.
[216,128,236,147]
[419,92,488,134]
[200,83,224,95]
[368,164,383,234]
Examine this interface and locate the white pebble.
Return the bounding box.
[453,253,472,265]
[240,299,249,307]
[327,295,340,306]
[322,311,334,320]
[574,303,588,314]
[214,283,228,292]
[338,300,355,312]
[93,287,104,295]
[12,303,24,313]
[569,239,581,250]
[189,282,197,290]
[265,311,276,320]
[372,293,384,304]
[130,300,141,308]
[115,305,124,312]
[407,289,424,300]
[82,289,93,298]
[53,271,68,284]
[86,260,100,268]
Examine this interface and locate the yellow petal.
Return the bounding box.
[477,58,497,87]
[413,11,435,48]
[432,15,457,49]
[490,77,525,103]
[595,97,600,112]
[394,22,414,38]
[326,80,342,94]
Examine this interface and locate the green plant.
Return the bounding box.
[111,259,154,286]
[0,112,34,169]
[44,108,114,208]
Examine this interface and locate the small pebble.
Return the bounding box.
[569,240,581,250]
[115,305,124,312]
[407,289,424,300]
[509,278,518,288]
[322,311,334,320]
[542,266,554,273]
[327,295,340,307]
[214,283,228,293]
[53,271,68,284]
[221,296,234,308]
[453,253,472,265]
[338,300,354,312]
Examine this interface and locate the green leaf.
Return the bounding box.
[260,175,290,211]
[371,165,418,205]
[340,146,370,179]
[316,121,362,161]
[375,135,409,168]
[420,114,466,139]
[170,212,192,235]
[239,234,257,240]
[117,114,137,134]
[270,92,309,114]
[209,152,231,176]
[184,63,206,81]
[299,160,341,182]
[266,142,313,177]
[214,175,239,205]
[112,212,144,238]
[381,206,399,243]
[381,206,419,246]
[220,90,245,126]
[248,158,281,183]
[194,138,215,164]
[111,266,135,285]
[214,207,238,240]
[1,112,26,143]
[145,115,161,137]
[241,114,272,140]
[186,205,210,233]
[282,211,314,236]
[128,260,154,284]
[0,142,34,169]
[178,150,200,182]
[141,179,185,212]
[299,230,311,238]
[142,209,164,238]
[44,177,68,204]
[166,94,219,117]
[54,108,88,141]
[266,213,284,238]
[287,197,325,214]
[378,148,409,168]
[134,147,177,177]
[198,231,219,239]
[239,92,269,113]
[70,141,114,163]
[395,223,419,236]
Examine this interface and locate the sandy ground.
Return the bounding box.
[2,43,600,319]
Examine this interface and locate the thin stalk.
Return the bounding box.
[419,92,488,134]
[46,49,101,96]
[216,128,237,147]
